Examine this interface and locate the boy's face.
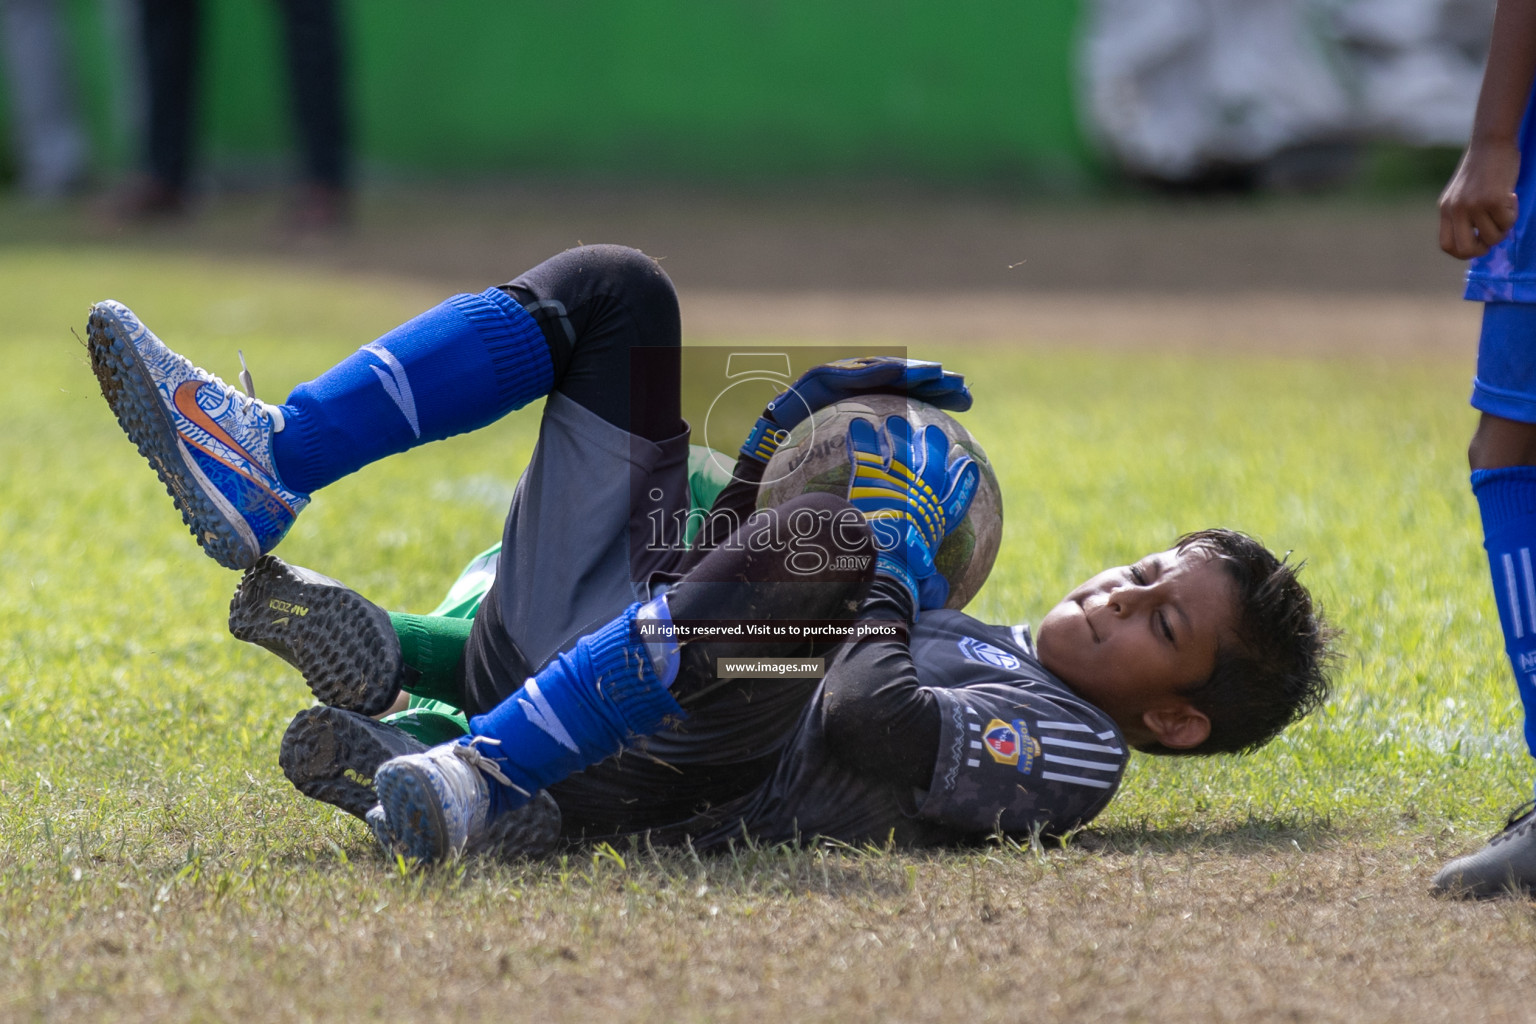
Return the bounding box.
[1034,544,1238,747]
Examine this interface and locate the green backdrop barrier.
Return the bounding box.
[7,0,1093,185]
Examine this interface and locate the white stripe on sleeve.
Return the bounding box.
[1042,771,1115,789]
[1041,736,1124,755]
[1043,753,1123,772]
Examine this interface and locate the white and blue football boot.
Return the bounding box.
[87,300,310,569]
[366,805,399,857]
[372,737,526,864]
[368,784,564,865]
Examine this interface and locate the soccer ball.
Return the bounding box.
[755,394,1003,610]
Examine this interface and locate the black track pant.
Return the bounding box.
[496,244,683,443]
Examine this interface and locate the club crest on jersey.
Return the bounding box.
[1011,719,1040,774]
[983,719,1021,765]
[958,637,1020,671]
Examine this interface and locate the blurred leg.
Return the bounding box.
[273,0,348,190]
[0,0,89,197]
[272,0,348,227]
[138,0,198,194]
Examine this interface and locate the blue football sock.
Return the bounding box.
[1473,466,1536,782]
[465,599,684,817]
[271,288,552,493]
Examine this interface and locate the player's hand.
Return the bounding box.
[846,415,979,612]
[739,357,972,465]
[768,357,971,430]
[1439,140,1521,259]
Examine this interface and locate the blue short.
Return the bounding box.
[1474,303,1536,423]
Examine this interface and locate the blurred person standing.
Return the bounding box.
[1433,0,1536,898]
[0,0,89,198]
[125,0,350,227]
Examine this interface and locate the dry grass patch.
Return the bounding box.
[9,828,1536,1023]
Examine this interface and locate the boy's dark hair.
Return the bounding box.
[1143,528,1337,757]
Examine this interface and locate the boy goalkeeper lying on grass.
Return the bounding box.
[86,244,1336,862]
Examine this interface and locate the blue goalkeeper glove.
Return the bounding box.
[846,415,979,613]
[740,357,972,465]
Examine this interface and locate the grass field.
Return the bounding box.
[4,246,1536,1022]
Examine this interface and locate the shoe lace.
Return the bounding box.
[225,350,282,433]
[452,736,530,797]
[238,350,257,400]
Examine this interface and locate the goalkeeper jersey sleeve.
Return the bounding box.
[633,608,1127,851]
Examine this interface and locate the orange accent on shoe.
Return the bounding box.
[178,432,301,518]
[172,380,264,468]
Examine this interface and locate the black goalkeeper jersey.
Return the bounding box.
[557,606,1128,850]
[901,611,1127,842]
[664,610,1125,849]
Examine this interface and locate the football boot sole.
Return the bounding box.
[279,705,428,820]
[230,555,409,715]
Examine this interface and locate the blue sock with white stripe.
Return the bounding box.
[271,288,552,493]
[465,598,682,818]
[1473,466,1536,770]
